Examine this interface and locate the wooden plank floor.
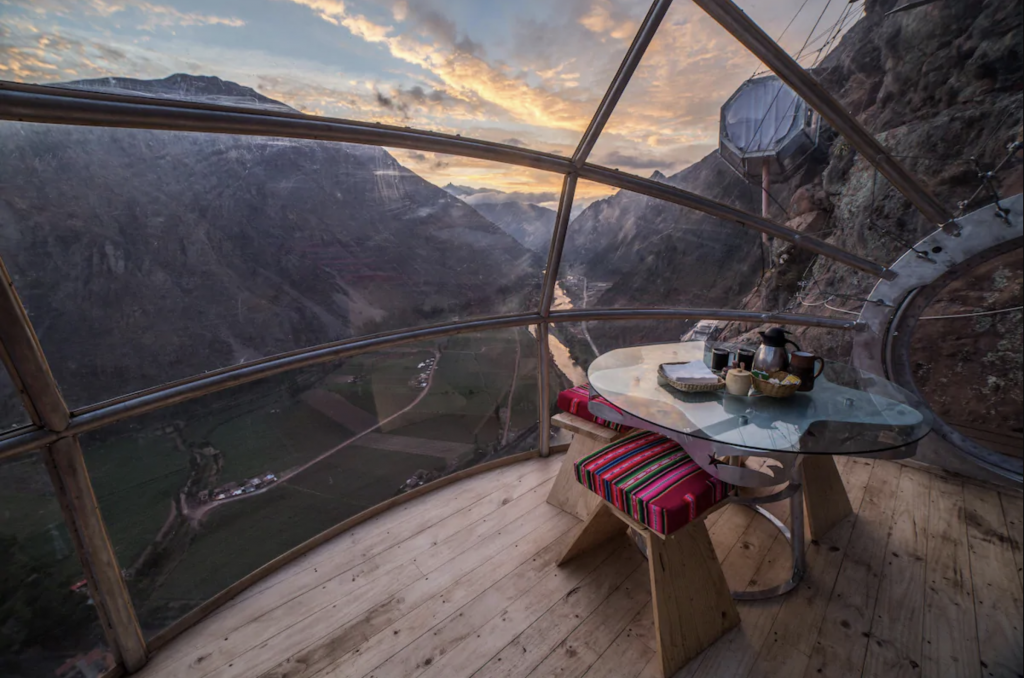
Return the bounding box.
[135,454,1024,678]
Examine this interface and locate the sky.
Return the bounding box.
[0,0,861,209]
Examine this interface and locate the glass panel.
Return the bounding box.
[0,365,30,434]
[548,320,696,381]
[590,1,764,177]
[909,248,1023,459]
[733,1,861,73]
[742,1,1022,340]
[79,327,540,637]
[1,0,648,152]
[556,179,764,314]
[0,453,112,677]
[0,122,551,408]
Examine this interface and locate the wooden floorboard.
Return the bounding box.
[964,484,1023,678]
[862,465,931,678]
[138,453,1024,678]
[802,455,901,678]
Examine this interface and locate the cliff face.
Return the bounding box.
[0,78,541,418]
[720,0,1023,442]
[562,142,827,351]
[443,185,557,254]
[756,0,1023,348]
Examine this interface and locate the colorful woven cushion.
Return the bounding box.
[574,430,731,535]
[556,384,631,432]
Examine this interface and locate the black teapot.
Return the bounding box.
[752,327,801,374]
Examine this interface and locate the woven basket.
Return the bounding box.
[658,362,726,393]
[751,371,801,398]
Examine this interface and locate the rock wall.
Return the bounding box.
[720,0,1023,465]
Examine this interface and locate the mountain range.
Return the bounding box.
[0,76,543,416]
[442,184,557,254]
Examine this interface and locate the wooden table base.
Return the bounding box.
[558,502,739,678]
[802,455,853,540]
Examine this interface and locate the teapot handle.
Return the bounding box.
[785,339,802,352]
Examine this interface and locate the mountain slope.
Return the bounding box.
[59,73,296,111]
[561,157,787,350]
[466,201,556,254]
[0,77,541,414]
[443,184,557,253]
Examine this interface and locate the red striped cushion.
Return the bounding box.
[574,430,731,535]
[556,385,631,432]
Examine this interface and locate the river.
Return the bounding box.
[529,282,588,386]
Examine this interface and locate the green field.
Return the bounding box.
[60,327,548,635]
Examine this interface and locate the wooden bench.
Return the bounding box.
[558,489,739,677]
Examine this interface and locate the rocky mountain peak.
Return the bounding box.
[58,73,296,112]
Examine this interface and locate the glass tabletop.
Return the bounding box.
[588,342,933,455]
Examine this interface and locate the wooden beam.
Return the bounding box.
[692,0,955,230]
[0,252,148,671]
[45,437,148,672]
[0,255,69,430]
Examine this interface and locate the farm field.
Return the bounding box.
[72,328,547,637]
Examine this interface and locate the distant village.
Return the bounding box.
[202,472,279,503]
[409,355,435,389]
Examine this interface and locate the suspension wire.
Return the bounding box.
[747,0,813,81]
[920,306,1023,320]
[743,0,837,169]
[806,1,864,68]
[794,0,838,61]
[824,301,862,315]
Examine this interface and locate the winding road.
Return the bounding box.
[185,347,442,522]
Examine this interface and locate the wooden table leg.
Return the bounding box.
[644,521,740,677]
[802,454,853,540]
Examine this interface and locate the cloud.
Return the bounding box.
[579,0,639,40]
[462,190,561,206]
[588,1,760,173]
[3,0,245,30]
[0,0,855,210]
[592,149,667,171]
[129,2,246,29]
[288,0,601,133]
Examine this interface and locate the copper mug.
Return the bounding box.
[789,351,824,391]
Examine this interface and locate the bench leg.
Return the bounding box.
[546,433,608,520]
[557,502,627,565]
[644,521,740,678]
[802,454,852,540]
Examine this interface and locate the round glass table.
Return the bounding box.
[586,341,933,598]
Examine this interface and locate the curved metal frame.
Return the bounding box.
[853,194,1023,482]
[729,484,807,600]
[0,0,973,671]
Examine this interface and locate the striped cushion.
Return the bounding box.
[574,430,731,535]
[556,384,632,432]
